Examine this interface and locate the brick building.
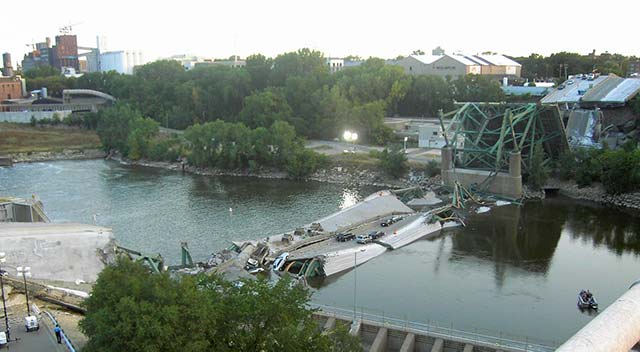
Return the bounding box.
[0,76,25,100]
[52,35,79,70]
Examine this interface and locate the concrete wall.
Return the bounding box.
[441,147,523,198]
[0,110,72,123]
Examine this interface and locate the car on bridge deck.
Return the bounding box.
[336,232,355,242]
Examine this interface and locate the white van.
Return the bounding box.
[272,252,289,271]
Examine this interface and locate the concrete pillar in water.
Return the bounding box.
[441,147,453,171]
[323,317,336,331]
[509,151,521,178]
[399,333,415,352]
[430,338,444,352]
[369,327,388,352]
[557,283,640,352]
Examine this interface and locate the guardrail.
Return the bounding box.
[310,303,557,352]
[32,304,77,352]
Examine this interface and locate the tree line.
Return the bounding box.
[26,48,507,144]
[514,51,639,81]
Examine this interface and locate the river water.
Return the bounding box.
[2,160,640,345]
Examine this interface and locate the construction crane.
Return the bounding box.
[59,22,83,35]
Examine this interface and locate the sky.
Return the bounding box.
[3,0,639,65]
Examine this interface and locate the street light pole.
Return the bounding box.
[16,266,31,316]
[0,253,10,341]
[404,136,409,153]
[353,250,357,322]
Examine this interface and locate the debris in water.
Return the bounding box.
[495,200,511,207]
[476,206,491,214]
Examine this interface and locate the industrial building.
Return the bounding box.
[2,52,14,77]
[392,53,521,78]
[99,51,144,74]
[0,76,26,100]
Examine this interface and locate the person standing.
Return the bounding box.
[54,324,62,344]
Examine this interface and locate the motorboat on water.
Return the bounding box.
[578,289,598,310]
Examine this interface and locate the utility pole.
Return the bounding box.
[0,253,10,341]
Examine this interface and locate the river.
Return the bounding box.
[2,159,640,345]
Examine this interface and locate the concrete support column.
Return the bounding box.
[323,317,336,331]
[399,333,415,352]
[463,344,474,352]
[430,338,444,352]
[509,151,521,178]
[441,147,453,171]
[369,327,388,352]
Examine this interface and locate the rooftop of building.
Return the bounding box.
[404,53,521,67]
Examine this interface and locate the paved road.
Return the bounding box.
[3,308,66,352]
[306,140,441,164]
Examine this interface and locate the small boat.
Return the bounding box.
[577,289,598,310]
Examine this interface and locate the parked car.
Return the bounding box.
[336,232,355,242]
[380,218,394,227]
[368,231,385,240]
[356,234,371,244]
[272,252,289,271]
[391,215,404,223]
[245,258,259,270]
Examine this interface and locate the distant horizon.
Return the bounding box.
[4,0,639,67]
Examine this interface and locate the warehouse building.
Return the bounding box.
[393,53,521,78]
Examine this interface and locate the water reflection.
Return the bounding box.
[450,197,640,286]
[339,188,361,209]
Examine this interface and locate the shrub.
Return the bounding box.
[527,142,550,189]
[574,148,602,187]
[557,150,576,180]
[286,149,328,179]
[600,149,640,194]
[377,144,408,178]
[425,160,440,177]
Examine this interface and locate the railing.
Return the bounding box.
[310,303,557,352]
[32,304,77,352]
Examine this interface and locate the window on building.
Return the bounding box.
[409,66,412,71]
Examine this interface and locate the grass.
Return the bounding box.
[0,123,101,154]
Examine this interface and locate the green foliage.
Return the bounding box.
[398,75,453,116]
[127,117,159,160]
[574,148,603,187]
[239,88,293,129]
[80,259,362,352]
[24,65,59,79]
[30,116,36,127]
[557,150,577,180]
[600,149,640,194]
[527,143,550,189]
[287,149,328,179]
[515,51,634,80]
[377,145,408,178]
[557,146,640,194]
[630,96,640,117]
[425,160,441,177]
[450,75,505,102]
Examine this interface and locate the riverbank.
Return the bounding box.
[0,123,101,154]
[9,149,106,163]
[121,157,413,189]
[548,178,640,210]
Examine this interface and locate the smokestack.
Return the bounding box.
[2,52,13,77]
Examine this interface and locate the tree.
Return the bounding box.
[127,117,160,160]
[24,65,59,79]
[96,104,141,153]
[239,88,293,129]
[80,259,362,352]
[245,54,273,91]
[450,75,505,102]
[527,142,549,189]
[398,75,453,116]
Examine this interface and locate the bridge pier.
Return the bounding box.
[463,344,474,352]
[399,333,415,352]
[430,338,444,352]
[369,327,388,352]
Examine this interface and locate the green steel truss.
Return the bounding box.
[440,103,568,173]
